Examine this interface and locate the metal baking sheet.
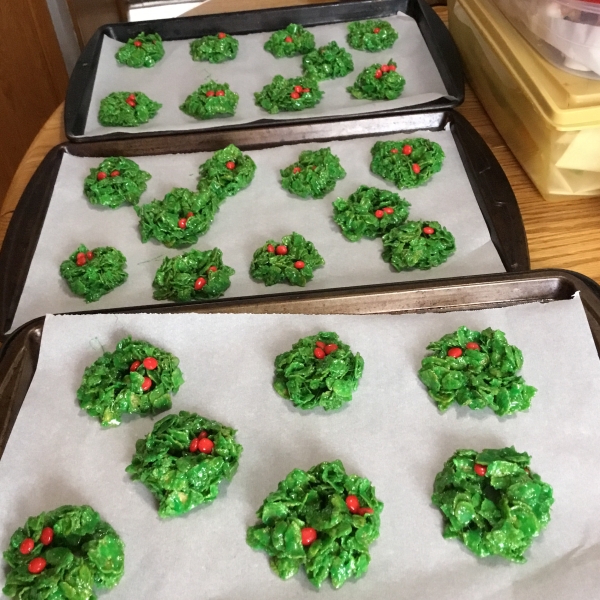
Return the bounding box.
[65,0,464,142]
[2,268,599,460]
[1,269,600,600]
[0,112,526,338]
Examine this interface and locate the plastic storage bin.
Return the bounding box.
[493,0,600,79]
[449,0,600,200]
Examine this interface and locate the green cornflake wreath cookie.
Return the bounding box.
[60,244,127,303]
[381,220,456,271]
[77,336,184,427]
[254,75,323,114]
[189,31,238,63]
[247,460,382,589]
[180,80,239,120]
[273,332,364,410]
[370,138,445,189]
[126,411,242,518]
[250,232,325,287]
[115,32,165,68]
[264,23,315,57]
[197,144,257,201]
[333,185,411,242]
[2,505,125,600]
[98,91,162,127]
[301,41,354,80]
[347,60,405,100]
[418,326,537,416]
[83,157,151,209]
[136,187,219,248]
[280,147,346,199]
[347,20,399,52]
[152,248,235,302]
[432,447,554,563]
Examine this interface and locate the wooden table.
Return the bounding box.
[3,7,600,281]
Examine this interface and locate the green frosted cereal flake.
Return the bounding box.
[370,138,445,189]
[180,80,239,120]
[381,220,456,271]
[127,411,242,517]
[264,23,315,57]
[333,185,410,241]
[83,157,151,209]
[60,244,127,302]
[347,60,405,100]
[247,460,382,589]
[432,447,553,562]
[302,41,354,80]
[280,147,346,199]
[254,75,323,114]
[250,232,324,287]
[347,20,398,52]
[273,331,364,410]
[190,32,238,63]
[98,91,161,127]
[2,505,125,600]
[115,32,165,67]
[76,336,184,427]
[418,326,537,415]
[152,248,235,302]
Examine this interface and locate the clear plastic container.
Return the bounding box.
[493,0,600,78]
[448,0,600,200]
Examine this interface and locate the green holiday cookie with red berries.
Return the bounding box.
[333,185,411,241]
[301,41,354,81]
[250,232,325,287]
[77,336,184,427]
[246,460,382,589]
[197,144,257,201]
[136,187,220,248]
[98,91,162,127]
[347,20,398,52]
[152,247,235,302]
[254,75,323,114]
[432,447,553,562]
[2,505,124,600]
[264,23,315,58]
[83,157,151,209]
[59,244,128,303]
[115,32,165,67]
[418,326,537,416]
[347,60,405,100]
[370,138,445,189]
[280,147,346,199]
[273,331,364,410]
[381,220,456,271]
[180,80,239,120]
[126,411,243,517]
[190,31,238,63]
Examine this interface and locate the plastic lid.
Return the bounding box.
[460,0,600,128]
[557,0,600,14]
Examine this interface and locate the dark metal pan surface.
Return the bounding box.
[0,111,526,338]
[1,269,599,460]
[65,0,463,142]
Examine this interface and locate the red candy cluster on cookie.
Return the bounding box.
[19,526,55,574]
[130,356,158,392]
[189,429,214,454]
[313,339,338,359]
[345,495,374,516]
[290,85,311,100]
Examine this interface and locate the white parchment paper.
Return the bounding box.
[11,128,505,331]
[2,296,600,599]
[84,13,449,136]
